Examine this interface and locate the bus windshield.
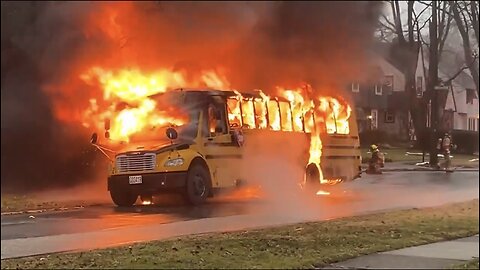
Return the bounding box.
[107,91,200,144]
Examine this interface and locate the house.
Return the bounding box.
[414,45,479,153]
[415,44,479,133]
[350,47,410,142]
[348,41,478,150]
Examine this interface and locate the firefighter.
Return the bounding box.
[441,132,453,171]
[435,137,443,169]
[366,144,384,174]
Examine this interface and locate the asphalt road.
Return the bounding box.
[1,171,478,259]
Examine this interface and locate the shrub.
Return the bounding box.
[451,130,479,154]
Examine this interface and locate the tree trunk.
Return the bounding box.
[428,1,439,167]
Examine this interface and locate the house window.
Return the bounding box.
[383,75,394,94]
[416,76,423,97]
[374,84,383,95]
[351,83,360,93]
[466,89,477,104]
[468,117,477,131]
[370,109,378,129]
[385,111,395,123]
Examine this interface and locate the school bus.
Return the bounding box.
[91,88,361,206]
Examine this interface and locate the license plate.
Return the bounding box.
[129,175,142,185]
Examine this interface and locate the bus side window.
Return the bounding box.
[267,100,281,130]
[227,98,242,129]
[279,101,293,131]
[254,98,268,129]
[241,99,255,129]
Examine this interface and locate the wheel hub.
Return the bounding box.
[193,174,206,196]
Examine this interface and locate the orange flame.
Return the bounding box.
[277,86,352,185]
[80,67,230,142]
[141,200,152,205]
[316,190,330,196]
[79,66,351,188]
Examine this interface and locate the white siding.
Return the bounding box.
[415,46,427,95]
[373,55,406,92]
[454,113,468,130]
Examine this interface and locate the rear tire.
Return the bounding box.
[304,163,321,194]
[184,164,211,205]
[110,189,138,207]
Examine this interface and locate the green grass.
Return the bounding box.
[452,258,479,269]
[1,200,478,269]
[1,194,86,213]
[361,147,479,167]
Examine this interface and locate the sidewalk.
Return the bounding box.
[323,235,479,269]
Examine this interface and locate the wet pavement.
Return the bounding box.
[1,171,478,259]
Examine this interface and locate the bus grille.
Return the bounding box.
[116,153,156,173]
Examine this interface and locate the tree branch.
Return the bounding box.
[444,53,479,84]
[471,1,479,44]
[393,0,406,43]
[450,1,470,45]
[379,21,397,33]
[418,0,456,17]
[408,1,415,45]
[417,15,432,33]
[414,4,431,22]
[380,14,396,29]
[439,3,453,59]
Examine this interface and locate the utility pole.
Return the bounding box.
[428,0,439,167]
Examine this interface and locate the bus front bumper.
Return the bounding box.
[108,172,187,194]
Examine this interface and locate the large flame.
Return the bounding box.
[80,67,229,142]
[79,67,351,186]
[276,86,352,184]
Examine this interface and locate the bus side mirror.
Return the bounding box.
[166,127,178,140]
[90,133,98,144]
[104,119,110,131]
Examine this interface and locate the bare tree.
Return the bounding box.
[378,1,456,166]
[379,1,428,148]
[450,1,480,94]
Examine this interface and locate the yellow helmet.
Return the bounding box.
[370,144,378,151]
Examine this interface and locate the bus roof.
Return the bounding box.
[173,88,290,102]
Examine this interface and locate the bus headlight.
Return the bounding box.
[164,158,184,167]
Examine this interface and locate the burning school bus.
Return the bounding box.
[90,87,361,206]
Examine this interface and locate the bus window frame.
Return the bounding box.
[205,98,229,138]
[240,98,256,129]
[253,98,268,129]
[226,97,243,129]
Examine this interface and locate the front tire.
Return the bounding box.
[184,164,211,205]
[110,189,138,207]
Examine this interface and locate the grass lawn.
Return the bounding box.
[452,258,479,269]
[361,147,479,167]
[1,199,478,269]
[1,194,88,213]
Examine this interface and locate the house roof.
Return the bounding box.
[420,45,476,90]
[372,40,420,73]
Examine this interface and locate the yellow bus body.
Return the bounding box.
[104,89,361,206]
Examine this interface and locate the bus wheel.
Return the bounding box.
[184,164,211,205]
[110,189,138,207]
